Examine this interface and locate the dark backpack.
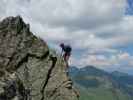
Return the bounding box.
[64,45,72,53]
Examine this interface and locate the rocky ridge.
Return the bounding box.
[0,16,79,100]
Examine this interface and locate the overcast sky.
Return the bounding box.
[0,0,133,74]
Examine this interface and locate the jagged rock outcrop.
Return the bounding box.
[0,16,79,100]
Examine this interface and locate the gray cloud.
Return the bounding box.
[0,0,126,31]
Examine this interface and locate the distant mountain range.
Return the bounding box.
[69,66,133,100]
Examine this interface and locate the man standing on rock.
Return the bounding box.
[60,43,72,68]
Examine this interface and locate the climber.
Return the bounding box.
[60,43,72,67]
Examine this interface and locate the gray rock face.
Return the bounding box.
[0,16,79,100]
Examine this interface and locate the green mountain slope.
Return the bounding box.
[69,66,133,100]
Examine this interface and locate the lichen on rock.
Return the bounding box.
[0,16,79,100]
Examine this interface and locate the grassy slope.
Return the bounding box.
[77,85,130,100]
[69,66,133,100]
[72,75,131,100]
